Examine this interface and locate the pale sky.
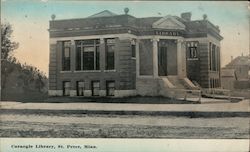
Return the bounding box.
[1,1,249,76]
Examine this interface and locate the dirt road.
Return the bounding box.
[1,113,249,138]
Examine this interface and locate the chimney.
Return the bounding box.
[231,56,233,61]
[181,12,191,21]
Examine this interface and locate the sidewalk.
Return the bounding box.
[1,99,249,112]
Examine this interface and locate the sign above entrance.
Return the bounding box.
[155,31,181,36]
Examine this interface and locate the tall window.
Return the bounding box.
[209,42,212,70]
[76,39,100,71]
[105,38,115,70]
[76,81,84,96]
[62,41,71,71]
[63,81,70,96]
[209,43,219,72]
[106,81,115,96]
[217,47,220,72]
[131,39,136,58]
[212,44,216,71]
[92,81,100,96]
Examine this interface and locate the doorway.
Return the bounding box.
[158,39,177,76]
[158,46,168,76]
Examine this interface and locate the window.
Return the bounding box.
[187,41,198,59]
[189,47,198,58]
[76,39,100,71]
[92,81,100,96]
[209,43,220,72]
[209,42,212,70]
[76,81,84,96]
[131,45,136,58]
[212,44,216,71]
[83,46,95,70]
[63,81,70,96]
[209,78,214,88]
[105,38,115,70]
[131,40,136,58]
[106,81,115,96]
[62,41,71,71]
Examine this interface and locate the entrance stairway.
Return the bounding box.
[158,76,201,101]
[162,76,199,90]
[136,76,201,102]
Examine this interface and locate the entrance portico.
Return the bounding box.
[137,15,187,79]
[137,36,186,79]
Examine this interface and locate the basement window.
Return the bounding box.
[76,81,84,96]
[106,81,115,96]
[92,81,100,96]
[63,81,70,96]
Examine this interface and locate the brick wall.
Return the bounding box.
[139,39,153,75]
[48,37,136,95]
[48,44,57,90]
[198,42,209,88]
[186,42,200,84]
[117,39,136,90]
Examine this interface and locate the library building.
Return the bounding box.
[48,9,223,97]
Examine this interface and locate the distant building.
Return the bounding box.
[48,10,223,97]
[221,55,250,90]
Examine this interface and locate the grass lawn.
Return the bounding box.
[44,96,199,104]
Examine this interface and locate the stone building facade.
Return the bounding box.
[48,10,223,97]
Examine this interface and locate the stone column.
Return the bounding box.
[136,39,140,77]
[99,38,105,72]
[152,38,159,78]
[181,40,187,77]
[70,39,76,96]
[177,39,186,78]
[70,39,75,72]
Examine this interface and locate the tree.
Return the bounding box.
[1,22,19,60]
[1,22,19,90]
[1,22,48,101]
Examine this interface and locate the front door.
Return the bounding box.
[158,46,168,76]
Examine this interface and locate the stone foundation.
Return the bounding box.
[48,90,63,96]
[48,89,136,97]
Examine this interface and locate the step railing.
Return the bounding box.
[201,88,231,101]
[165,88,202,103]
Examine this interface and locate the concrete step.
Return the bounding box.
[167,76,186,89]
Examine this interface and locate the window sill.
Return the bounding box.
[131,57,136,60]
[104,70,116,72]
[187,58,198,61]
[74,70,101,73]
[60,71,72,73]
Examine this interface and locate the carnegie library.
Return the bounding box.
[48,10,223,97]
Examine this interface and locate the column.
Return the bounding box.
[70,39,77,96]
[182,40,187,77]
[152,38,159,78]
[99,38,105,71]
[136,39,140,77]
[70,39,75,72]
[177,39,185,78]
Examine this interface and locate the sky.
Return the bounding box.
[1,0,249,76]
